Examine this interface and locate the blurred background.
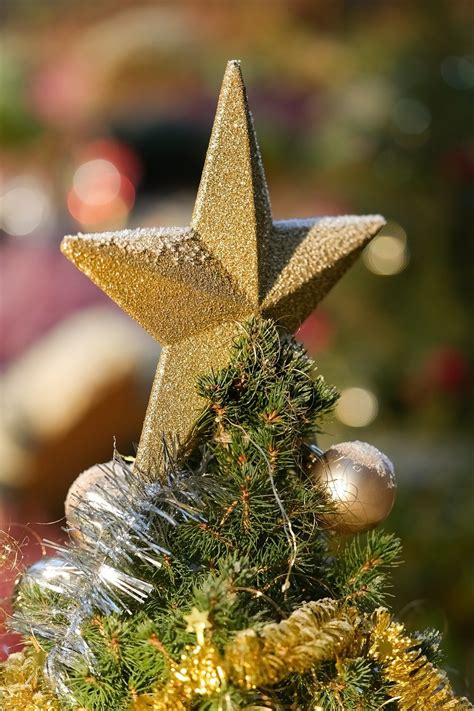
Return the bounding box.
[0,0,472,694]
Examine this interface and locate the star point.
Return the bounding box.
[191,60,272,305]
[61,61,384,476]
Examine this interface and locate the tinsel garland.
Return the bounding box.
[0,648,59,711]
[9,455,207,700]
[132,643,226,711]
[369,609,472,711]
[1,603,472,710]
[225,598,357,688]
[133,601,473,710]
[133,599,359,709]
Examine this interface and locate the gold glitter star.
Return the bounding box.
[184,607,211,646]
[61,60,385,475]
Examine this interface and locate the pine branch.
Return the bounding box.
[328,530,402,611]
[312,657,390,711]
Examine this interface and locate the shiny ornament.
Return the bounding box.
[61,60,385,475]
[14,557,73,606]
[64,459,125,531]
[311,441,396,533]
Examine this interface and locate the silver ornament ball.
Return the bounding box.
[311,440,396,533]
[13,557,74,608]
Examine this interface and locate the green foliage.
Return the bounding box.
[412,627,444,666]
[328,530,402,611]
[311,657,393,710]
[62,613,166,709]
[195,318,338,447]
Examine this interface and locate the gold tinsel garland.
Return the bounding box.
[369,608,472,711]
[225,597,357,688]
[132,643,226,711]
[0,648,59,711]
[2,603,471,710]
[134,601,472,710]
[133,599,359,709]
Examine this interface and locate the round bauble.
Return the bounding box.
[13,557,73,608]
[65,459,125,532]
[310,440,396,533]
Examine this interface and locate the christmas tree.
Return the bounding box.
[1,61,471,710]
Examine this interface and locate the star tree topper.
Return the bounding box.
[62,60,385,476]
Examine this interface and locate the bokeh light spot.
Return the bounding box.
[364,223,409,276]
[73,159,121,206]
[68,155,135,228]
[67,190,132,229]
[336,387,379,427]
[441,56,474,90]
[392,98,431,135]
[0,180,51,237]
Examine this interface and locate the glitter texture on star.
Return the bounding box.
[61,60,385,475]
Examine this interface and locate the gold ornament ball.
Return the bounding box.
[311,441,396,533]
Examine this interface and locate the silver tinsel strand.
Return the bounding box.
[11,451,209,703]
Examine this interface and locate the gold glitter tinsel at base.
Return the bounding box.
[133,599,359,710]
[225,598,357,688]
[2,602,471,710]
[369,609,472,711]
[0,648,59,711]
[133,600,473,711]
